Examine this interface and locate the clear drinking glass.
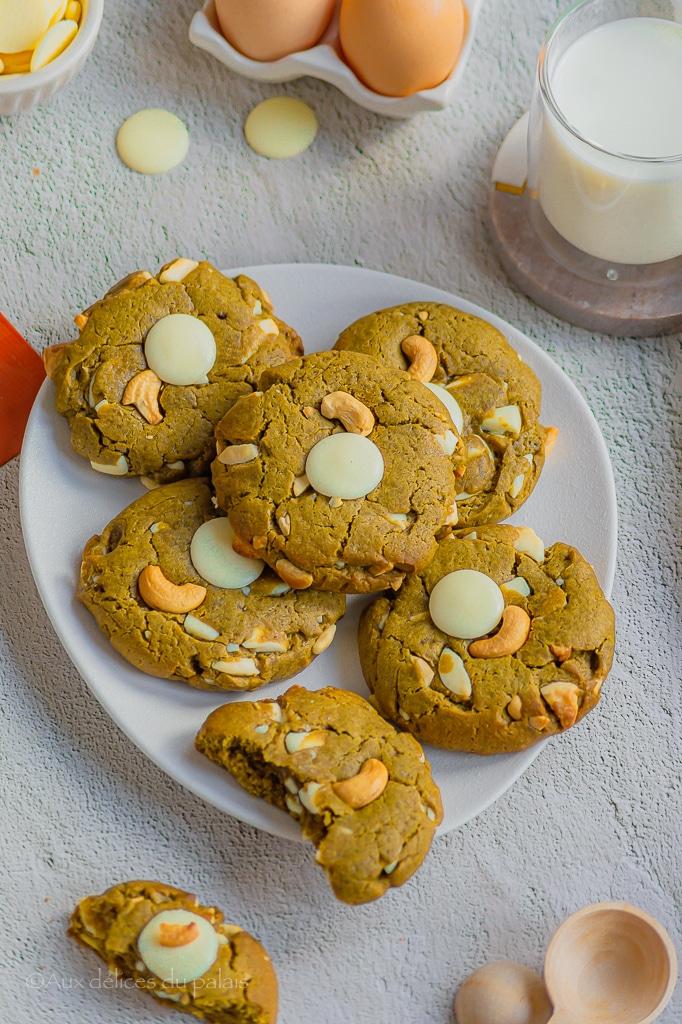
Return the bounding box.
[526,0,682,280]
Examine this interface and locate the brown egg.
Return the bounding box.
[215,0,336,62]
[339,0,467,97]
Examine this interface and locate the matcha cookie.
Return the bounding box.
[359,525,614,754]
[212,349,463,594]
[334,303,556,526]
[69,880,277,1024]
[44,259,303,484]
[196,685,443,905]
[78,478,345,691]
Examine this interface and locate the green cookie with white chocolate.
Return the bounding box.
[44,259,302,484]
[359,525,615,754]
[212,349,464,594]
[78,478,345,690]
[196,685,443,905]
[69,880,277,1024]
[334,302,556,527]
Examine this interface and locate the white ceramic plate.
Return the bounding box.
[20,264,617,841]
[189,0,484,118]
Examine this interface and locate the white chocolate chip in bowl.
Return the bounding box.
[429,569,505,639]
[424,382,464,435]
[305,433,384,500]
[190,518,264,589]
[137,909,220,985]
[144,313,216,385]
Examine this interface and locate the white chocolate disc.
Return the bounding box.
[116,109,189,175]
[137,909,220,985]
[0,0,50,54]
[30,18,78,72]
[305,433,384,500]
[244,98,318,159]
[144,314,216,386]
[429,569,504,639]
[425,382,464,435]
[190,518,264,589]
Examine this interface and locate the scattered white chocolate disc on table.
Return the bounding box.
[190,518,264,589]
[244,97,318,159]
[116,109,190,175]
[305,433,384,500]
[144,313,216,386]
[30,17,77,71]
[429,568,504,639]
[424,381,464,435]
[137,909,221,985]
[0,0,51,54]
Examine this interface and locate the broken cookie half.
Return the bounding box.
[195,685,443,905]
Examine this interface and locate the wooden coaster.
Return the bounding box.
[488,114,682,337]
[0,312,46,466]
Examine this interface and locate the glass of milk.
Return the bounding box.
[527,0,682,269]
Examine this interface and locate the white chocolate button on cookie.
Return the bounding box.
[305,433,384,500]
[424,382,464,435]
[191,518,264,589]
[429,569,504,639]
[116,109,189,175]
[245,97,318,159]
[0,0,50,54]
[137,909,220,985]
[144,314,216,386]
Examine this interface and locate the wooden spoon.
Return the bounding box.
[455,903,677,1024]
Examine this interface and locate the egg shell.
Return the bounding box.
[339,0,467,97]
[214,0,336,62]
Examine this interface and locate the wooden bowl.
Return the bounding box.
[544,903,678,1024]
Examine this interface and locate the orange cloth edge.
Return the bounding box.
[0,311,47,466]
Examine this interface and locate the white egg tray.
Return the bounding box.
[189,0,484,118]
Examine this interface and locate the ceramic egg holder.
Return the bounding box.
[455,902,678,1024]
[489,115,682,337]
[189,0,483,118]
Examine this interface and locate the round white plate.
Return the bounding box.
[20,264,617,841]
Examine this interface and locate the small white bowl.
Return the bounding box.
[0,0,103,116]
[189,0,483,118]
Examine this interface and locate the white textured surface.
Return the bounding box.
[0,1,680,1023]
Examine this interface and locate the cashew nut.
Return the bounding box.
[122,369,163,426]
[506,695,523,720]
[138,565,206,613]
[332,758,389,809]
[312,623,336,655]
[217,443,259,466]
[468,605,531,658]
[541,681,581,728]
[549,643,572,663]
[276,558,314,590]
[105,269,153,299]
[158,922,200,947]
[232,535,260,560]
[401,335,438,383]
[544,425,559,456]
[74,313,89,331]
[320,391,374,436]
[42,341,70,379]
